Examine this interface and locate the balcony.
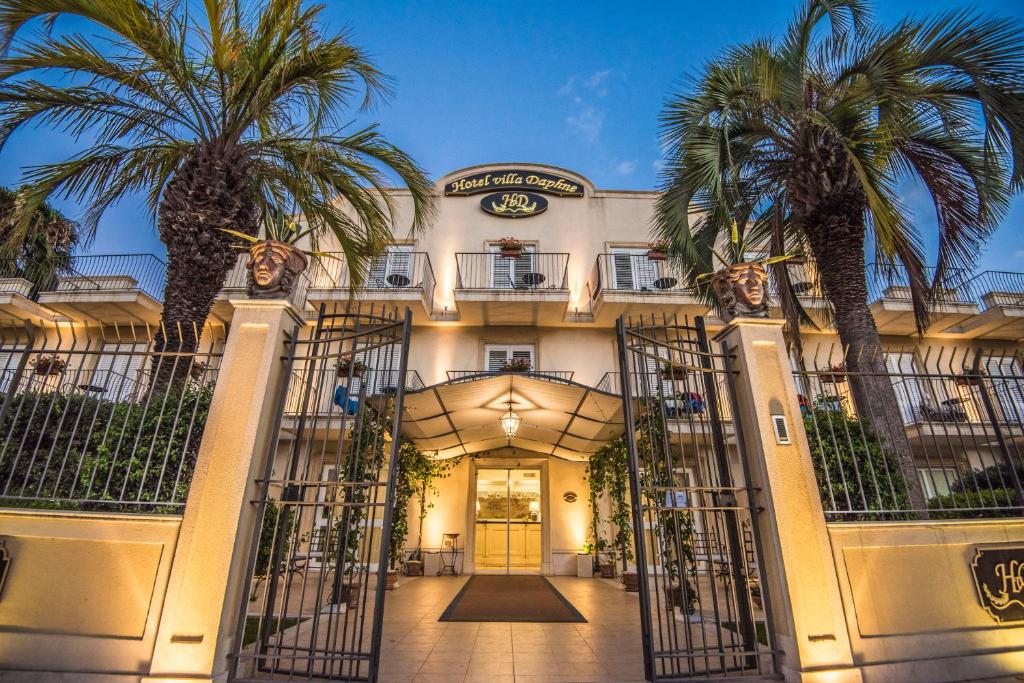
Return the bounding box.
[867,266,979,335]
[23,254,166,324]
[454,252,569,325]
[306,251,436,321]
[582,254,706,325]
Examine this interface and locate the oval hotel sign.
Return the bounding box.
[444,170,584,197]
[480,191,548,218]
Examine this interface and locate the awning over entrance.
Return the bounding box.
[401,373,624,461]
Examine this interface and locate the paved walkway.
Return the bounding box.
[378,575,645,683]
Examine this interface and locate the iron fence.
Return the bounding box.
[793,343,1024,520]
[455,252,569,290]
[445,369,575,383]
[0,320,224,512]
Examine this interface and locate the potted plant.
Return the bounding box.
[695,220,795,323]
[661,360,687,381]
[598,547,616,578]
[335,357,367,379]
[647,238,670,262]
[222,208,336,299]
[32,353,66,376]
[403,449,461,576]
[622,568,639,591]
[499,358,532,372]
[497,237,525,258]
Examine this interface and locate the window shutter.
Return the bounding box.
[611,249,635,289]
[387,247,413,283]
[95,343,148,401]
[884,352,923,423]
[0,347,24,392]
[985,356,1024,422]
[368,254,388,287]
[490,245,533,289]
[487,346,510,371]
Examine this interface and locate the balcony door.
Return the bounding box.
[485,344,535,373]
[885,351,925,424]
[473,468,542,574]
[489,244,535,289]
[368,245,414,288]
[610,247,659,291]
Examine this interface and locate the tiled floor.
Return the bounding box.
[377,575,646,683]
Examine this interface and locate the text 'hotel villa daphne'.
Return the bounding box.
[0,162,1023,683]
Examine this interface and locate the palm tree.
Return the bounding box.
[0,0,434,358]
[656,0,1024,512]
[0,185,79,292]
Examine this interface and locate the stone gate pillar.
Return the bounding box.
[715,318,862,683]
[144,300,302,683]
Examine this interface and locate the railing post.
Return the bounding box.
[715,318,862,683]
[143,299,303,683]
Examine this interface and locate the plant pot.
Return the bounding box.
[599,562,615,579]
[664,584,687,611]
[646,250,667,262]
[33,358,66,376]
[339,582,361,609]
[336,362,365,379]
[247,240,309,299]
[385,569,398,591]
[622,571,639,592]
[661,366,686,381]
[710,262,769,322]
[500,248,523,258]
[404,559,424,576]
[955,374,981,387]
[499,365,529,373]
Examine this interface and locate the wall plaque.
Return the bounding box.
[971,545,1024,623]
[481,191,548,218]
[445,170,584,197]
[563,491,578,503]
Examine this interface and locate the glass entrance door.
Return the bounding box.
[474,468,542,573]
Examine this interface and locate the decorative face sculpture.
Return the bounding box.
[247,241,308,298]
[711,262,769,321]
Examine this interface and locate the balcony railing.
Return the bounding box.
[446,369,575,383]
[966,271,1024,310]
[455,252,568,291]
[587,254,695,299]
[307,251,436,313]
[866,265,977,307]
[0,254,167,302]
[284,368,424,415]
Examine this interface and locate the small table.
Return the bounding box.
[77,384,107,395]
[521,272,546,289]
[653,277,678,290]
[386,273,411,288]
[438,533,461,576]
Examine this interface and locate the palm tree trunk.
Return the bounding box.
[802,213,930,517]
[153,144,257,388]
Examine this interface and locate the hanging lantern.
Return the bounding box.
[500,405,521,440]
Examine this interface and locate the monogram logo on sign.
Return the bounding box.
[480,191,548,218]
[971,545,1024,623]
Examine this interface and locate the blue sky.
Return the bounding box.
[1,0,1022,270]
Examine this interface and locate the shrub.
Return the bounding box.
[928,488,1020,519]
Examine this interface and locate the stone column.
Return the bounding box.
[715,319,862,683]
[144,300,302,683]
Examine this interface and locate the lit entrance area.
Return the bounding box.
[474,468,542,573]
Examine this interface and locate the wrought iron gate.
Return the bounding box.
[231,303,412,683]
[616,314,777,681]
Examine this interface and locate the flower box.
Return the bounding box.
[32,354,67,376]
[955,373,981,387]
[336,358,367,379]
[819,365,847,384]
[646,249,667,262]
[497,237,525,258]
[661,363,687,381]
[499,360,532,372]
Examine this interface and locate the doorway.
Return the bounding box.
[473,468,542,573]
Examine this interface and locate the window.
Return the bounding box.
[884,352,925,424]
[0,347,25,392]
[368,245,414,288]
[918,467,958,499]
[485,344,535,372]
[92,343,149,401]
[610,247,659,291]
[489,244,535,289]
[984,355,1024,423]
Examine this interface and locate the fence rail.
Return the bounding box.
[455,252,569,290]
[793,343,1024,521]
[0,320,224,512]
[445,369,575,383]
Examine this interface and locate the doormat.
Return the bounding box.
[439,575,586,622]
